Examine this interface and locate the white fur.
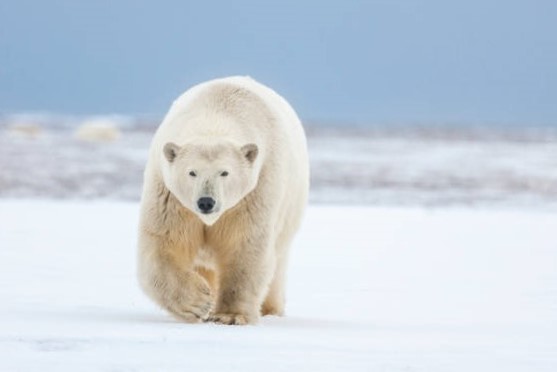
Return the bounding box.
[138,76,309,324]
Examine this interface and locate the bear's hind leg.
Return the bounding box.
[261,257,287,316]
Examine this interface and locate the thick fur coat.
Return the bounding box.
[138,76,309,325]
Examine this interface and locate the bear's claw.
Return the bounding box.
[208,313,254,325]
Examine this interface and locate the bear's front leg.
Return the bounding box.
[209,237,274,325]
[138,231,213,323]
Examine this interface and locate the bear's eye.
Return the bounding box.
[221,171,229,177]
[189,171,197,177]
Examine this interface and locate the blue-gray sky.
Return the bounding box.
[1,0,556,125]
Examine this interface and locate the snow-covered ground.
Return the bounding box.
[1,200,556,371]
[1,118,556,369]
[2,121,557,208]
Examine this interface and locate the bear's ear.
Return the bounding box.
[241,143,258,163]
[163,142,181,162]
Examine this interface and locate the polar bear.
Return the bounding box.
[137,76,309,325]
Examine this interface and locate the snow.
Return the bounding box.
[2,124,557,208]
[1,200,556,371]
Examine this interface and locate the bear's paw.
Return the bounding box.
[208,312,258,325]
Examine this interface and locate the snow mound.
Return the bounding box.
[75,119,121,142]
[7,122,44,139]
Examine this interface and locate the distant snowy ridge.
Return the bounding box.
[1,117,557,208]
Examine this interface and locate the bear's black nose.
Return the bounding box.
[197,197,216,213]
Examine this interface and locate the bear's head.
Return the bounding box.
[161,140,259,225]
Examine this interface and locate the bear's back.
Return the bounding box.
[153,76,307,169]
